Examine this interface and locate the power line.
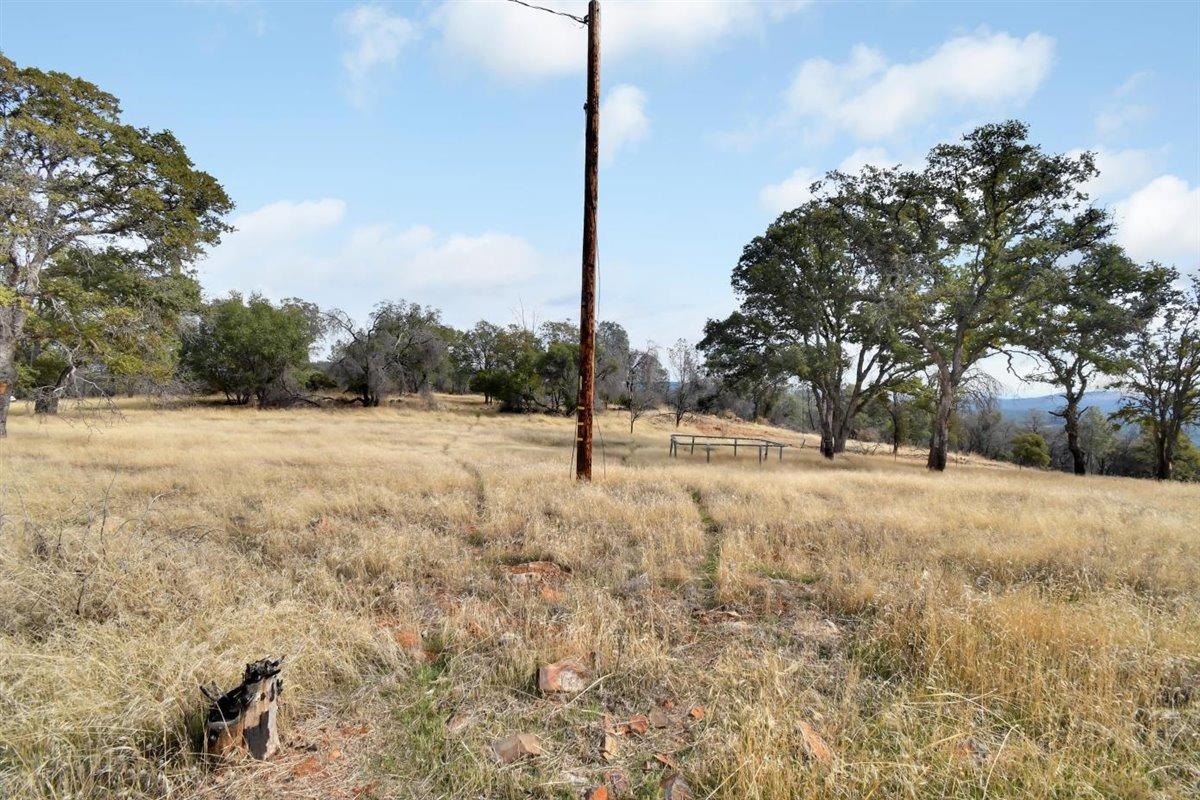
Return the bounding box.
[504,0,587,26]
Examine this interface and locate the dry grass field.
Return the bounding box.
[0,396,1197,799]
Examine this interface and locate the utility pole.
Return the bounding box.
[505,0,599,481]
[575,0,600,481]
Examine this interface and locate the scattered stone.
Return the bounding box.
[628,714,650,735]
[446,713,471,735]
[649,708,671,728]
[602,731,620,761]
[653,752,680,770]
[507,560,569,585]
[695,609,742,625]
[603,769,633,798]
[391,628,427,660]
[584,786,608,800]
[492,732,544,764]
[538,658,589,694]
[687,706,706,721]
[661,774,694,800]
[798,721,833,765]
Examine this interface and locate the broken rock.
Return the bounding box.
[507,560,568,587]
[661,774,694,800]
[492,732,544,764]
[603,769,632,798]
[601,731,620,761]
[627,713,650,735]
[538,657,589,694]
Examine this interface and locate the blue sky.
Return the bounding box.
[3,0,1198,394]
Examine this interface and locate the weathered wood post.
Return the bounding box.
[202,656,284,760]
[574,0,601,481]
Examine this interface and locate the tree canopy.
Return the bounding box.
[1,54,231,434]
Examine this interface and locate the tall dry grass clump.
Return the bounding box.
[0,398,1196,798]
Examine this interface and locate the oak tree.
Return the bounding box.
[1,55,231,434]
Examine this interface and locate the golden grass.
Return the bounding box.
[0,396,1196,799]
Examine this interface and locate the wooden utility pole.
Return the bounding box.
[575,0,600,481]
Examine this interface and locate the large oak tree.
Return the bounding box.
[837,122,1104,470]
[705,200,918,459]
[1,55,231,435]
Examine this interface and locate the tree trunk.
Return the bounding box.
[34,367,74,415]
[0,306,24,438]
[818,400,836,460]
[1062,400,1086,475]
[34,393,59,415]
[1156,433,1174,481]
[927,379,953,472]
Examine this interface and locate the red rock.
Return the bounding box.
[798,721,833,765]
[584,786,608,800]
[653,753,679,770]
[538,658,589,694]
[661,774,693,799]
[628,714,650,735]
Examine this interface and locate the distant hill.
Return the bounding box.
[999,390,1197,439]
[997,390,1125,419]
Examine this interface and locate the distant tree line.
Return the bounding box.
[3,55,1196,481]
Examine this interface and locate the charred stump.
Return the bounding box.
[202,656,284,760]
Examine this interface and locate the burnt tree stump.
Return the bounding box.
[202,656,284,760]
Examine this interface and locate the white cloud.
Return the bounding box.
[759,168,820,215]
[199,199,556,322]
[600,84,648,165]
[837,146,895,174]
[783,31,1054,139]
[434,0,807,81]
[341,4,417,107]
[1070,146,1163,201]
[759,148,896,215]
[1113,175,1200,266]
[230,198,347,239]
